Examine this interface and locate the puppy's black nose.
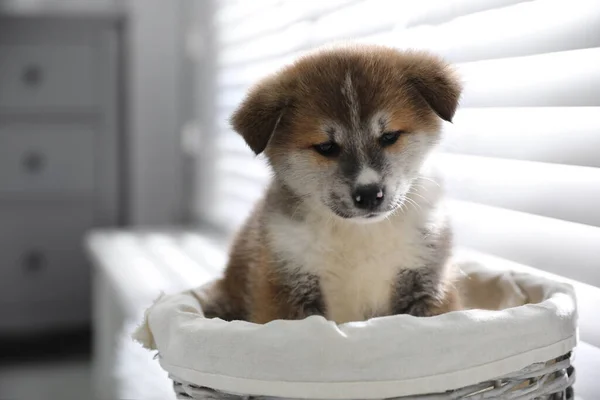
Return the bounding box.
[352,185,384,210]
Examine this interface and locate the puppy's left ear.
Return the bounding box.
[407,54,463,123]
[230,75,291,155]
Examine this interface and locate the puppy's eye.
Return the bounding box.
[313,141,340,157]
[379,131,403,147]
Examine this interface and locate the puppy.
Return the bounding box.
[200,44,463,324]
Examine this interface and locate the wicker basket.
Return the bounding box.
[169,356,575,399]
[135,262,577,400]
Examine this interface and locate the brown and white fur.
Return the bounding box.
[199,44,463,324]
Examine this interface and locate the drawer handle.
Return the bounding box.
[21,151,46,174]
[21,64,44,87]
[21,250,46,273]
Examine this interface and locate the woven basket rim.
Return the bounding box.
[169,353,576,399]
[138,262,578,399]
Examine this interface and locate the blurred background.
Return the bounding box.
[0,0,599,399]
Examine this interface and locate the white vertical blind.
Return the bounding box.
[193,0,600,286]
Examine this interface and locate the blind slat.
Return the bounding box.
[449,200,600,287]
[219,0,360,45]
[217,132,252,156]
[441,107,600,168]
[217,0,600,75]
[218,53,298,88]
[216,0,282,27]
[404,0,529,27]
[217,47,600,101]
[460,47,600,107]
[440,154,600,227]
[359,0,600,63]
[217,0,575,66]
[219,175,266,204]
[216,154,271,182]
[219,0,411,65]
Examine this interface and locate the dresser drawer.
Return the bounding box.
[0,203,94,307]
[0,44,96,110]
[0,296,90,333]
[0,124,95,195]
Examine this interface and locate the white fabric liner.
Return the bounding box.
[134,261,578,399]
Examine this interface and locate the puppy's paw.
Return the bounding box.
[392,268,462,317]
[396,295,440,317]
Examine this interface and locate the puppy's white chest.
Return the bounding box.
[319,250,400,324]
[318,225,416,323]
[271,215,423,324]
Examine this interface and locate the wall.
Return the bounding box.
[125,0,186,225]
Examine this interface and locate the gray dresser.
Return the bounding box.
[0,12,123,333]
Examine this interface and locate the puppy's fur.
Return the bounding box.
[200,45,463,324]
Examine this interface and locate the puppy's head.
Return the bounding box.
[231,45,462,222]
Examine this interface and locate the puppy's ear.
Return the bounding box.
[230,75,290,155]
[406,53,463,123]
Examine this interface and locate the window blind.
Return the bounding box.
[190,0,600,345]
[188,0,600,392]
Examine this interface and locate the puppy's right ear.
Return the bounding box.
[230,76,290,155]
